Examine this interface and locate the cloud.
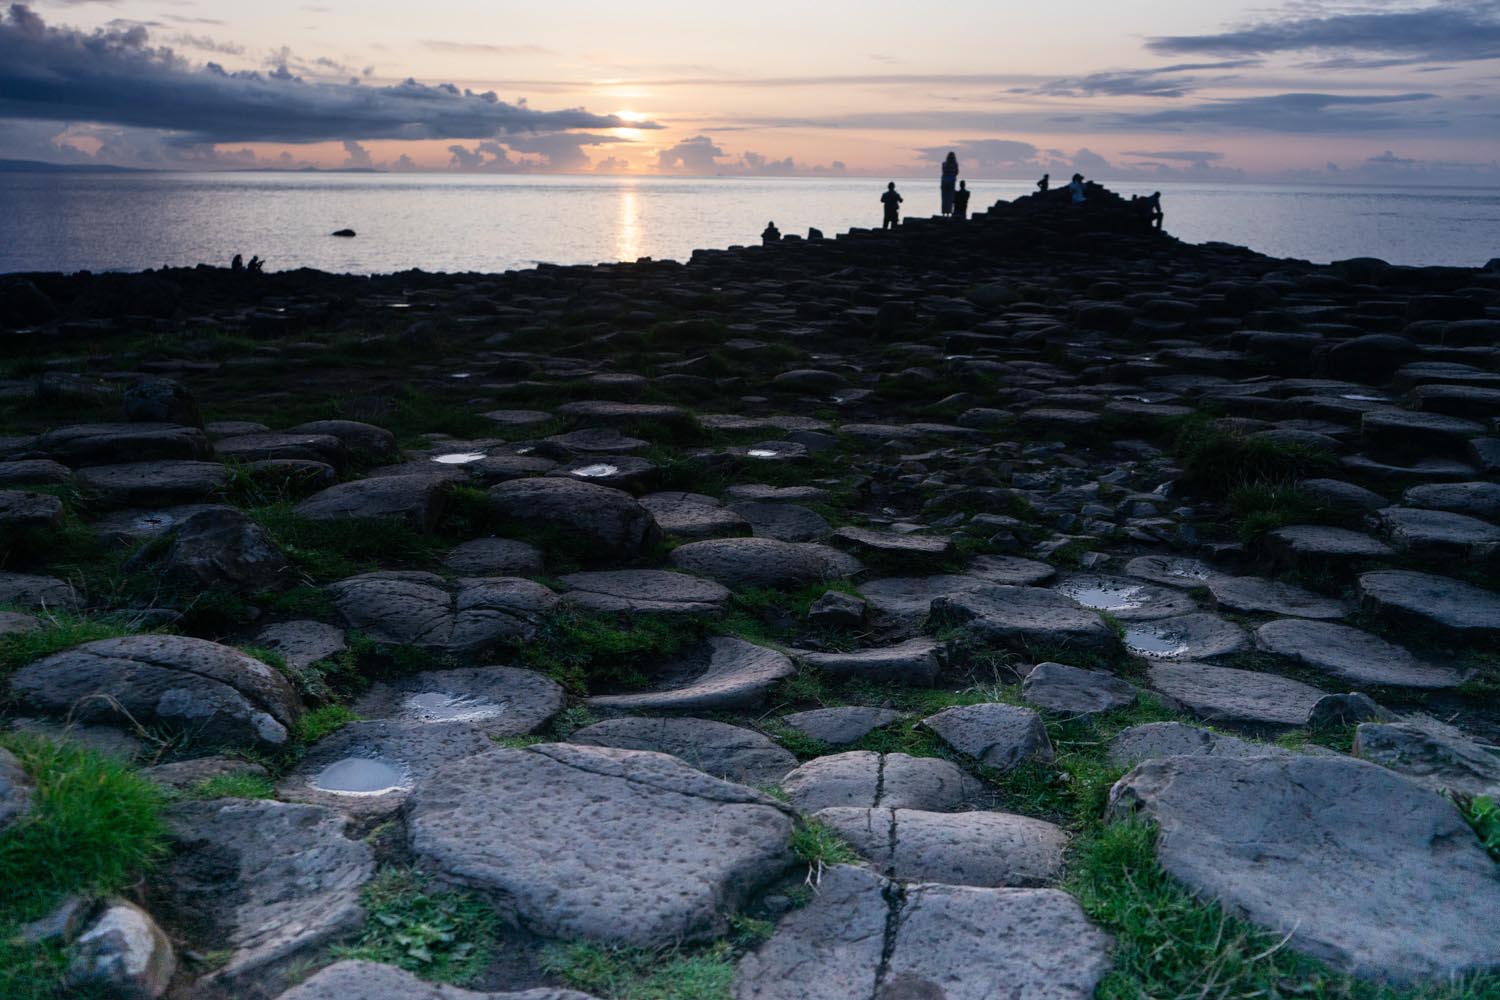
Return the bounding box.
[421,40,552,56]
[656,134,724,172]
[341,139,372,168]
[1121,149,1225,162]
[500,131,624,170]
[171,32,242,56]
[0,5,654,146]
[916,139,1040,169]
[1148,3,1500,66]
[1031,59,1260,99]
[1120,92,1444,132]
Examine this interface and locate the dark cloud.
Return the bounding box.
[1148,3,1500,66]
[1120,91,1444,132]
[1032,59,1260,98]
[501,131,624,170]
[0,5,653,145]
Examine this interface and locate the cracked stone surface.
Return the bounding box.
[931,585,1121,655]
[329,571,558,655]
[558,569,731,617]
[670,537,861,589]
[922,703,1055,772]
[814,807,1068,887]
[273,962,602,1000]
[780,751,983,812]
[587,637,794,712]
[571,716,797,786]
[1254,619,1465,689]
[355,666,564,734]
[1146,661,1325,727]
[489,477,662,559]
[1022,662,1137,715]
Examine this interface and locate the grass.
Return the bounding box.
[514,609,705,694]
[186,773,276,799]
[332,868,497,985]
[1225,482,1357,544]
[541,941,735,1000]
[0,609,138,685]
[0,735,168,1000]
[295,704,360,743]
[1461,795,1500,862]
[249,503,441,581]
[789,819,860,869]
[1174,419,1334,498]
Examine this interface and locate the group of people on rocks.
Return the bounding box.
[759,151,1167,245]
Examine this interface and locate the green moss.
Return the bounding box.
[1462,795,1500,862]
[186,773,276,799]
[542,940,735,1000]
[333,868,497,985]
[295,704,360,744]
[515,609,705,694]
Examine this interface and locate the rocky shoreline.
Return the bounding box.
[1,187,1498,1000]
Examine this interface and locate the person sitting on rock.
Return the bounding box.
[952,181,972,221]
[1146,191,1164,230]
[761,221,782,245]
[247,255,264,274]
[1069,173,1087,205]
[881,182,903,231]
[1036,173,1050,195]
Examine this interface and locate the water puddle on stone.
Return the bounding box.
[1124,626,1190,658]
[133,513,176,532]
[432,451,485,464]
[573,463,620,477]
[310,757,408,795]
[1340,393,1384,402]
[746,448,781,458]
[449,372,472,380]
[1059,581,1147,611]
[403,692,506,723]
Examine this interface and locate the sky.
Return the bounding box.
[1,0,1498,183]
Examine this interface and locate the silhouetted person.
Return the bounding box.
[881,182,903,230]
[940,151,959,216]
[952,180,971,221]
[231,253,244,273]
[1146,191,1164,230]
[247,255,264,274]
[1036,173,1050,195]
[761,221,781,245]
[1069,173,1086,205]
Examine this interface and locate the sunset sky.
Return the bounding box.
[2,0,1498,182]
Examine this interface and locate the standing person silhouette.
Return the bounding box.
[1146,192,1164,230]
[952,180,971,221]
[881,182,903,231]
[1069,173,1087,205]
[940,152,959,216]
[1036,173,1050,195]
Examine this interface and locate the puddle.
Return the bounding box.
[1058,580,1147,611]
[133,513,175,531]
[449,372,472,380]
[1151,559,1212,581]
[1124,626,1190,658]
[572,463,620,477]
[746,448,780,458]
[310,757,408,795]
[1340,393,1384,402]
[432,451,485,464]
[403,692,506,723]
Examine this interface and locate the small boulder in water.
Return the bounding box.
[330,228,356,237]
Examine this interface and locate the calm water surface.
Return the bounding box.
[0,172,1495,274]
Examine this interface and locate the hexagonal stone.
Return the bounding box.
[37,423,210,466]
[857,574,994,624]
[216,431,347,468]
[549,455,658,494]
[443,537,546,575]
[792,638,942,685]
[1362,409,1486,457]
[780,707,904,747]
[1052,574,1198,621]
[1108,722,1281,767]
[355,666,564,734]
[922,703,1054,772]
[0,459,72,486]
[571,717,797,787]
[559,569,730,617]
[73,461,228,509]
[0,489,63,530]
[1375,506,1500,557]
[1254,619,1464,689]
[1263,525,1394,568]
[931,586,1120,655]
[1146,661,1324,727]
[407,744,794,947]
[273,961,601,1000]
[0,610,39,637]
[639,492,750,540]
[1357,570,1500,636]
[832,526,953,563]
[780,751,982,812]
[0,571,78,610]
[1403,482,1500,521]
[733,864,1112,1000]
[1022,662,1136,715]
[1354,721,1500,799]
[1207,576,1348,619]
[286,420,397,462]
[727,501,831,542]
[670,537,860,589]
[588,637,793,712]
[11,635,301,750]
[813,807,1068,887]
[253,621,346,671]
[489,477,662,559]
[329,572,558,655]
[1122,554,1216,588]
[158,800,375,987]
[1110,753,1500,981]
[1122,613,1249,660]
[295,476,447,531]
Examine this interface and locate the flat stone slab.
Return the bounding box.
[0,489,63,529]
[253,620,346,670]
[549,454,658,493]
[216,431,347,468]
[489,477,662,559]
[571,716,797,787]
[733,864,1113,1000]
[793,638,942,685]
[1404,481,1500,521]
[295,476,446,532]
[586,637,793,712]
[669,537,861,589]
[37,422,210,465]
[781,751,982,812]
[1022,661,1137,715]
[967,554,1057,586]
[0,571,79,610]
[74,461,228,508]
[780,707,904,747]
[1147,661,1325,727]
[407,743,794,947]
[329,571,558,655]
[922,703,1054,772]
[1207,576,1348,619]
[1123,613,1249,660]
[1355,721,1500,799]
[274,961,601,1000]
[639,492,751,540]
[727,501,831,542]
[286,420,397,462]
[932,585,1121,655]
[813,807,1068,887]
[1052,574,1198,621]
[832,525,953,561]
[1264,525,1394,565]
[1123,554,1217,588]
[355,666,564,734]
[725,483,830,503]
[1110,753,1500,981]
[443,537,546,575]
[1376,506,1500,556]
[559,569,731,617]
[857,574,994,624]
[1357,570,1500,635]
[1254,619,1465,689]
[160,799,374,985]
[0,610,40,637]
[12,635,301,750]
[1108,722,1281,767]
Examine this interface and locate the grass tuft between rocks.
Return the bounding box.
[0,609,139,684]
[332,868,497,986]
[541,940,735,1000]
[185,773,276,800]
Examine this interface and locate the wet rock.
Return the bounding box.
[794,638,942,685]
[559,569,730,617]
[67,900,175,1000]
[922,703,1054,772]
[355,666,564,735]
[1147,661,1324,727]
[550,455,659,494]
[11,635,301,750]
[1122,613,1248,661]
[1207,576,1348,619]
[143,755,270,792]
[571,716,797,786]
[1357,570,1500,635]
[670,537,860,589]
[1109,753,1500,981]
[1354,721,1500,799]
[780,706,903,746]
[216,432,349,469]
[1052,574,1198,621]
[639,492,751,540]
[489,477,661,559]
[157,507,288,591]
[1263,525,1394,568]
[296,476,447,531]
[932,585,1120,655]
[37,423,210,466]
[253,620,346,671]
[407,744,794,947]
[814,807,1068,887]
[443,537,546,575]
[1254,619,1465,689]
[1022,661,1136,715]
[158,799,375,986]
[75,460,228,508]
[588,637,793,712]
[780,751,982,812]
[273,961,602,1000]
[1122,554,1216,588]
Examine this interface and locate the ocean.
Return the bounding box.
[0,171,1496,275]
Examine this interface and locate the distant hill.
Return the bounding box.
[0,159,149,173]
